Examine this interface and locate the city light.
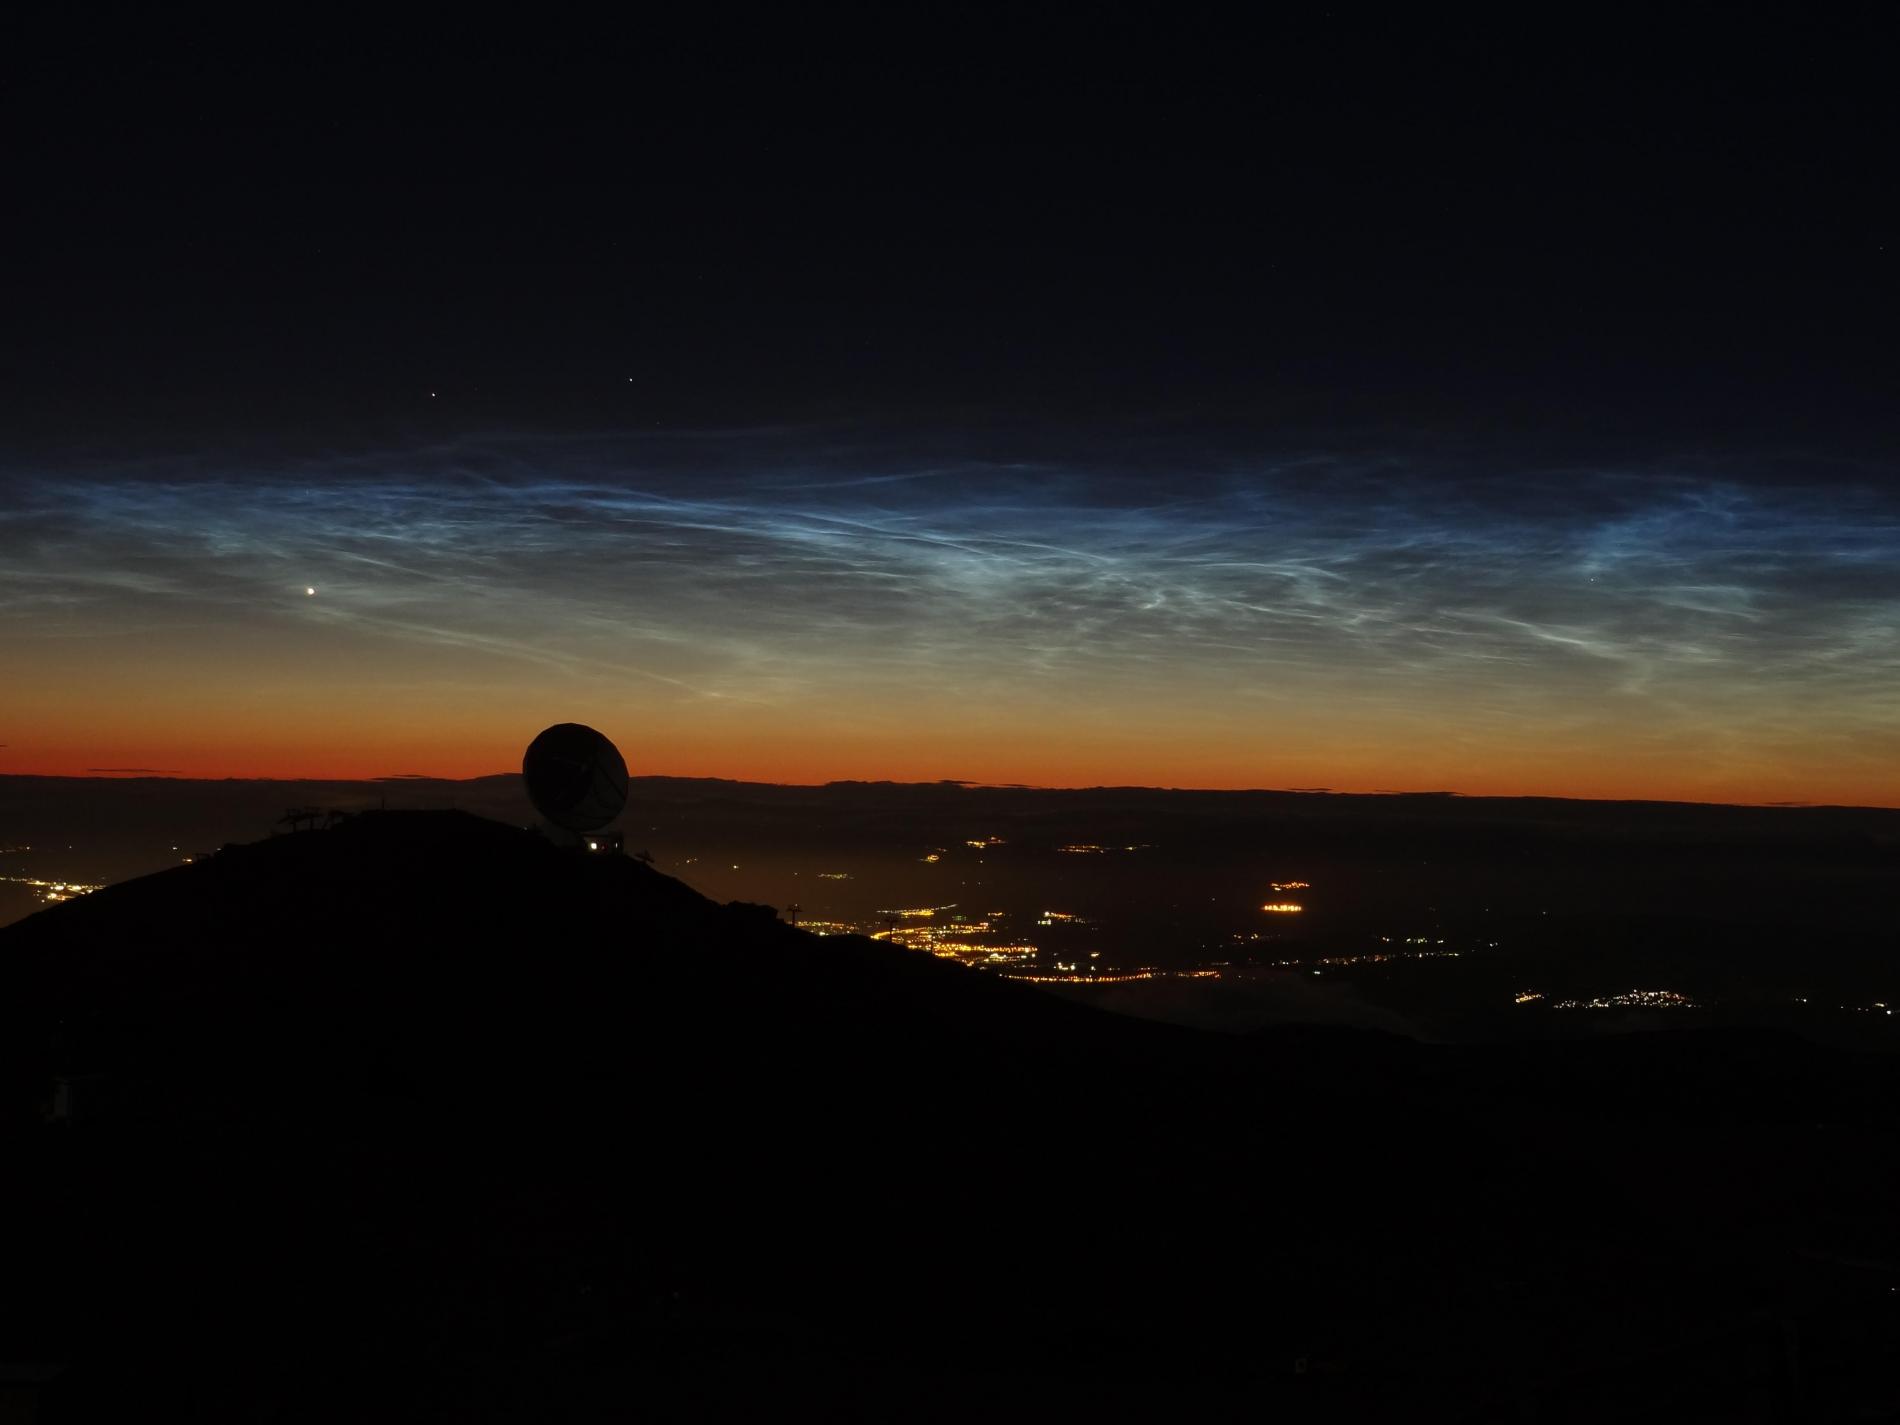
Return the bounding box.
[1,874,105,906]
[1551,990,1696,1010]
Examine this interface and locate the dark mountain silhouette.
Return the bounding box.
[1,811,1896,1420]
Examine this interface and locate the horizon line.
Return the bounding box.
[0,768,1888,813]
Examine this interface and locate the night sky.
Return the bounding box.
[5,17,1898,803]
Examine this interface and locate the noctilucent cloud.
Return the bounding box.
[4,427,1897,804]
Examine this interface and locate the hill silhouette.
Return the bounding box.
[1,811,1896,1420]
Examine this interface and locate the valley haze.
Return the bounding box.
[6,772,1894,1050]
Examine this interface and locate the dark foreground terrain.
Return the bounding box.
[1,812,1896,1420]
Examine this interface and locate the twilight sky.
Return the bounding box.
[7,427,1897,803]
[4,18,1898,803]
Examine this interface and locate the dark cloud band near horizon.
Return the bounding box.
[3,426,1897,805]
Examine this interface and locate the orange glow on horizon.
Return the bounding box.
[5,654,1896,809]
[4,734,1894,809]
[11,431,1899,814]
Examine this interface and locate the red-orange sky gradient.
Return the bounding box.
[7,592,1892,809]
[13,43,1900,1425]
[11,746,1893,810]
[11,30,1900,816]
[5,434,1898,810]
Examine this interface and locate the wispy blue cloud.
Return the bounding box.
[4,428,1898,792]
